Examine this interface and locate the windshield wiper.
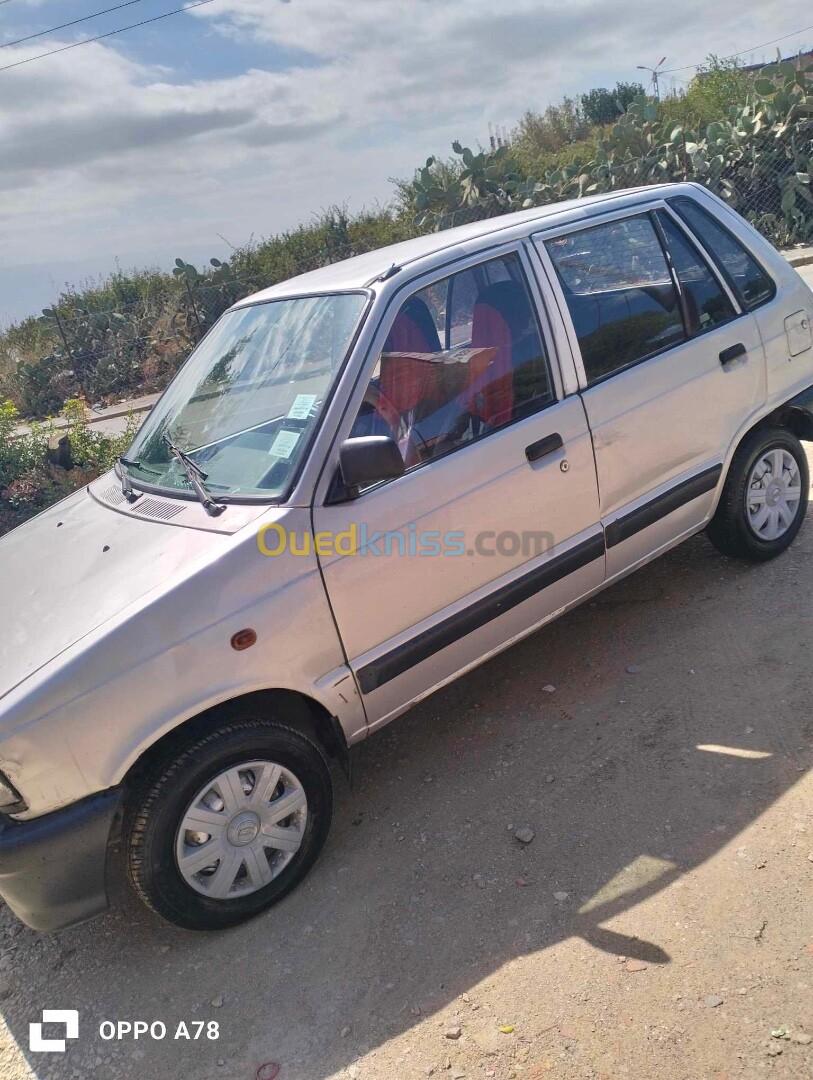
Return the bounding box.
[117,456,141,503]
[162,433,226,517]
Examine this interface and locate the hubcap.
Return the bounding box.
[175,760,308,899]
[227,811,261,846]
[745,447,802,542]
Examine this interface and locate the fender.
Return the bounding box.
[779,384,813,440]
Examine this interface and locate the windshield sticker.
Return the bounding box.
[287,394,317,420]
[270,429,301,459]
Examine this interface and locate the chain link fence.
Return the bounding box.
[4,273,263,419]
[431,154,812,249]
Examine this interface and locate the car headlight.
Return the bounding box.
[0,772,27,814]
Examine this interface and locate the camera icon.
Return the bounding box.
[29,1009,79,1052]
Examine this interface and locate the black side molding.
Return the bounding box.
[357,463,724,695]
[606,464,722,548]
[357,533,605,694]
[526,433,563,463]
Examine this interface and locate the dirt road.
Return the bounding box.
[1,500,812,1079]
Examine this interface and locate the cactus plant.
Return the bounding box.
[411,61,813,247]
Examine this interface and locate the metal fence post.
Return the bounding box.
[52,310,73,363]
[185,277,204,341]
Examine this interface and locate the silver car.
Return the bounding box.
[1,183,812,931]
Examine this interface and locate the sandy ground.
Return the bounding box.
[0,495,812,1080]
[0,261,810,1080]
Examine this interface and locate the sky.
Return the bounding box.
[0,0,811,327]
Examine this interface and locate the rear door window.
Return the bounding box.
[545,214,686,384]
[669,196,775,310]
[656,211,737,334]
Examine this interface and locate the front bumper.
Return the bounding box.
[0,787,122,931]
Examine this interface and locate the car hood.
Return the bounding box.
[0,485,229,702]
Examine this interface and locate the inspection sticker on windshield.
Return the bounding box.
[287,394,317,420]
[269,429,300,459]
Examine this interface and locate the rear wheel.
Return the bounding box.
[707,426,808,561]
[125,711,333,930]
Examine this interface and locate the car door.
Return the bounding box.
[312,247,604,729]
[535,203,766,579]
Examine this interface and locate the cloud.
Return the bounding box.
[2,106,256,177]
[0,0,811,323]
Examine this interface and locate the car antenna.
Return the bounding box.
[378,263,401,281]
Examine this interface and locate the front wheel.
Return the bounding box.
[707,426,809,561]
[125,713,333,930]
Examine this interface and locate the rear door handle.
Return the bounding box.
[719,342,747,366]
[526,433,563,463]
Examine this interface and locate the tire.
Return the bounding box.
[125,709,333,931]
[707,426,809,562]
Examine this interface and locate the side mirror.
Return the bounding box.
[338,436,404,494]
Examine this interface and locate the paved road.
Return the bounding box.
[12,393,160,440]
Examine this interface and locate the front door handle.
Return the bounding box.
[719,342,747,366]
[526,432,563,463]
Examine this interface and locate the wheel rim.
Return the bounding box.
[745,447,803,542]
[175,760,308,899]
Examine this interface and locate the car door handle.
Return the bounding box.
[719,342,747,366]
[526,433,563,463]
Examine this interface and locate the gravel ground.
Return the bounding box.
[0,499,812,1080]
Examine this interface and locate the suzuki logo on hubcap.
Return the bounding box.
[227,811,261,846]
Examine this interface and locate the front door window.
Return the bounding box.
[350,253,554,473]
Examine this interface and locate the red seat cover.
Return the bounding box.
[468,296,515,428]
[374,301,441,463]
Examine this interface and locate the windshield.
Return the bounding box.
[125,293,367,500]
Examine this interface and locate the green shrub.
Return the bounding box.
[61,399,138,471]
[0,398,137,525]
[0,400,49,492]
[659,56,753,129]
[581,82,646,126]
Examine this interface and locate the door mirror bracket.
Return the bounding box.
[330,436,405,501]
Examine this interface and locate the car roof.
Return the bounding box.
[236,182,700,304]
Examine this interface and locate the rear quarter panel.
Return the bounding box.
[694,189,813,405]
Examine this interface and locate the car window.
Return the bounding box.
[447,267,479,348]
[669,196,775,311]
[546,215,686,384]
[421,279,449,342]
[350,253,554,472]
[657,211,736,334]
